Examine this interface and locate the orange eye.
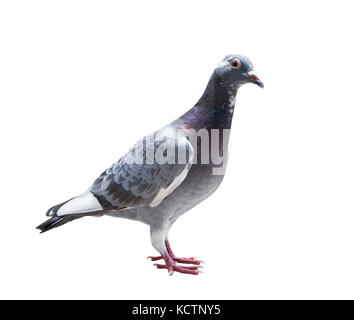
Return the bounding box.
[230,58,241,69]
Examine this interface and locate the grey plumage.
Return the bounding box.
[90,131,193,209]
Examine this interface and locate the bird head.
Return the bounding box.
[215,55,264,89]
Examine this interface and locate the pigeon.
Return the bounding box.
[37,54,263,275]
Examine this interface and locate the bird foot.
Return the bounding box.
[147,255,204,265]
[153,262,203,275]
[148,240,204,275]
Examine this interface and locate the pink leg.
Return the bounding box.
[148,240,204,275]
[165,240,203,265]
[155,254,200,275]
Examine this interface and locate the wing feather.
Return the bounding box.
[90,129,194,210]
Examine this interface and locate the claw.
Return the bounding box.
[190,257,205,264]
[194,259,205,265]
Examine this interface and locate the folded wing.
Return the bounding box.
[90,130,194,211]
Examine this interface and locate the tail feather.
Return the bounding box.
[36,215,79,233]
[38,191,111,233]
[38,199,81,233]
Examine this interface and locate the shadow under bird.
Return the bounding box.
[37,55,263,275]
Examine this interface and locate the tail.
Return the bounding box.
[37,190,104,233]
[36,215,79,233]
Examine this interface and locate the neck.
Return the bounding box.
[172,72,238,130]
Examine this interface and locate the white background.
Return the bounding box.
[0,0,354,299]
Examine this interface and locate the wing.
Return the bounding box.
[90,129,194,210]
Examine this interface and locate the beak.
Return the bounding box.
[247,71,264,88]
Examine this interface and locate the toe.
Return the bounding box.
[147,256,163,261]
[173,257,204,265]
